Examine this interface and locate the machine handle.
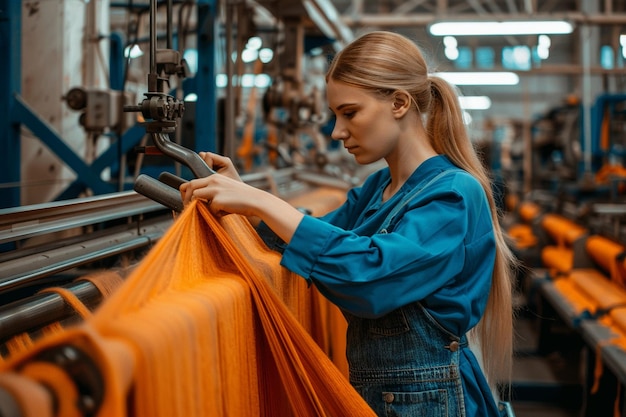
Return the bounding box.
[134,174,184,213]
[150,132,216,178]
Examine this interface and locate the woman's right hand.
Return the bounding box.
[199,151,242,181]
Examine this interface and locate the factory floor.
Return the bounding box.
[508,296,581,417]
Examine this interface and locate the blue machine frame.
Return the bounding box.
[0,0,218,208]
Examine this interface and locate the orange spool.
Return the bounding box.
[541,214,587,247]
[541,246,574,275]
[518,201,541,223]
[585,235,626,288]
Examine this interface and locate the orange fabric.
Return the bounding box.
[77,271,125,298]
[0,195,375,416]
[1,271,125,361]
[38,287,93,319]
[20,362,81,417]
[0,372,53,417]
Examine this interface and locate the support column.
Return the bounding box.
[195,0,218,154]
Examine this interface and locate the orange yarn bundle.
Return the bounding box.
[0,197,375,417]
[1,271,125,362]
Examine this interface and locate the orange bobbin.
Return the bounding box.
[541,214,587,247]
[518,201,541,223]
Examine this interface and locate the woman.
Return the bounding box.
[181,31,516,417]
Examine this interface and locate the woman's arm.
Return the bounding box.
[179,152,305,243]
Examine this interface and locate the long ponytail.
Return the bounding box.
[428,76,517,388]
[327,30,517,391]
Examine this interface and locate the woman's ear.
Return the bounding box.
[391,91,412,118]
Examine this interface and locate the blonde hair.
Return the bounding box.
[326,31,516,389]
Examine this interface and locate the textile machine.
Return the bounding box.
[505,190,626,415]
[0,3,369,415]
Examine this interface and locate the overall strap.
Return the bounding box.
[378,169,459,234]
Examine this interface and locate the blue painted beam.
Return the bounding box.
[11,95,115,197]
[194,0,218,154]
[58,124,148,199]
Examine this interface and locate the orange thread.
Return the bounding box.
[0,191,375,416]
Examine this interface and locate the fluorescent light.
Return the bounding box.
[215,74,272,88]
[459,96,492,110]
[429,20,573,36]
[435,72,520,86]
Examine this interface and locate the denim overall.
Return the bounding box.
[346,303,468,417]
[344,170,466,417]
[344,169,520,417]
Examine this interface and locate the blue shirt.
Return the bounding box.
[278,155,499,415]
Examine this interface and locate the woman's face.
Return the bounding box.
[327,79,402,165]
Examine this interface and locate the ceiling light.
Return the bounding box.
[435,72,520,86]
[459,96,492,110]
[429,20,573,36]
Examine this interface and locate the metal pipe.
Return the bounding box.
[167,0,173,49]
[0,220,169,292]
[150,132,215,178]
[224,2,236,158]
[149,0,157,90]
[0,191,164,245]
[340,12,626,27]
[134,174,184,212]
[582,25,593,175]
[0,280,102,343]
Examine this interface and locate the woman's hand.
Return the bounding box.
[180,174,263,218]
[179,169,305,244]
[198,151,242,181]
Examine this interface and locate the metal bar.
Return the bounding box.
[0,191,164,245]
[224,1,236,158]
[134,174,184,212]
[582,25,593,174]
[0,280,102,343]
[150,0,157,79]
[167,0,173,49]
[150,132,215,178]
[341,12,626,27]
[0,220,170,293]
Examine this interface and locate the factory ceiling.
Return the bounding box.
[249,0,626,75]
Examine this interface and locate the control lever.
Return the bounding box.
[135,174,184,213]
[132,134,216,212]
